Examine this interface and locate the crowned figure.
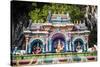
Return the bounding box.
[32,43,42,54]
[76,41,82,52]
[56,40,64,53]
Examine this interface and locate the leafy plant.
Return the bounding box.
[28,3,84,23]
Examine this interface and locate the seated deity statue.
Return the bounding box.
[76,42,82,52]
[56,40,64,53]
[32,46,42,54]
[35,46,42,54]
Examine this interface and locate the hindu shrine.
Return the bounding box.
[22,12,90,54]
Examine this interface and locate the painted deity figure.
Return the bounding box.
[76,41,82,52]
[32,43,42,54]
[56,40,64,53]
[32,46,42,54]
[35,46,42,54]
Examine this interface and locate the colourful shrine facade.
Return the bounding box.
[23,13,90,54]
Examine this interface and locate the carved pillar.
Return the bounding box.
[42,44,44,53]
[66,40,68,52]
[67,41,70,51]
[49,38,52,52]
[66,34,68,52]
[72,36,75,52]
[66,32,71,52]
[83,38,86,52]
[69,40,72,51]
[45,34,48,52]
[46,39,48,52]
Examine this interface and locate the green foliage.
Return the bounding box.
[28,3,84,23]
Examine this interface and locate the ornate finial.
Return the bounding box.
[74,21,75,24]
[77,20,78,24]
[62,11,64,14]
[58,11,60,14]
[79,20,81,24]
[67,12,69,17]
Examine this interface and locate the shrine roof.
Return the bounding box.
[48,13,71,23]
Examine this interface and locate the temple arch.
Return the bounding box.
[50,33,67,53]
[74,38,84,52]
[27,39,43,54]
[72,36,86,52]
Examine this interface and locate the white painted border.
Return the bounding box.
[20,0,98,5]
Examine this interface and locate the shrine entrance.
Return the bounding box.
[74,39,84,52]
[51,33,66,53]
[30,39,43,54]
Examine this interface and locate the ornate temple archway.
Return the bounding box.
[51,33,66,53]
[27,39,43,54]
[74,38,84,52]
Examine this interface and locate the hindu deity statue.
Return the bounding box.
[56,40,64,53]
[76,41,82,52]
[32,43,42,54]
[35,46,42,54]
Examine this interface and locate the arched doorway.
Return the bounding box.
[74,38,84,52]
[51,33,66,53]
[30,39,43,54]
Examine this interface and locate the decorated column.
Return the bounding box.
[48,38,52,52]
[46,35,49,52]
[69,40,72,51]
